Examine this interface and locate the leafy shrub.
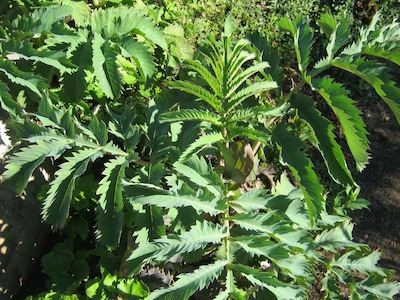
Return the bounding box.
[1,1,400,300]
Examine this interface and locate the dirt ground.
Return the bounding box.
[352,101,400,297]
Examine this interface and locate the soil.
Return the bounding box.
[352,101,400,298]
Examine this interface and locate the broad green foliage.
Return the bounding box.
[1,3,400,300]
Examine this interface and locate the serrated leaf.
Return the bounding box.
[271,123,324,225]
[62,41,92,102]
[227,103,289,124]
[92,33,121,99]
[43,149,103,229]
[147,260,227,300]
[168,81,223,113]
[280,17,314,74]
[12,5,72,34]
[227,81,277,113]
[2,39,76,73]
[3,140,69,194]
[126,221,227,274]
[231,190,281,212]
[90,6,167,49]
[96,156,127,247]
[332,250,386,276]
[0,81,23,117]
[184,60,222,97]
[290,93,353,185]
[160,108,222,127]
[313,76,370,171]
[234,264,304,300]
[88,115,108,145]
[231,212,307,248]
[120,39,155,83]
[357,278,400,300]
[178,132,224,162]
[133,191,224,216]
[315,221,363,252]
[332,57,400,125]
[248,33,283,89]
[173,155,224,196]
[0,60,47,96]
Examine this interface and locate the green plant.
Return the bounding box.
[1,2,400,300]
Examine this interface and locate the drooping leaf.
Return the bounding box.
[147,260,227,300]
[0,81,23,117]
[126,221,227,273]
[332,57,400,124]
[271,123,324,225]
[280,17,314,74]
[62,41,92,102]
[312,76,370,171]
[3,140,70,194]
[0,60,47,96]
[2,39,76,73]
[92,33,121,99]
[290,93,353,185]
[43,148,103,229]
[96,156,127,248]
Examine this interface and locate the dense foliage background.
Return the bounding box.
[0,0,400,299]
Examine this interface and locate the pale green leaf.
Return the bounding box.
[168,81,223,113]
[147,260,227,300]
[227,103,289,124]
[160,109,222,127]
[332,250,386,276]
[127,221,227,273]
[315,221,364,252]
[234,264,304,300]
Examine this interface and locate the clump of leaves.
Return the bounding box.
[1,3,400,300]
